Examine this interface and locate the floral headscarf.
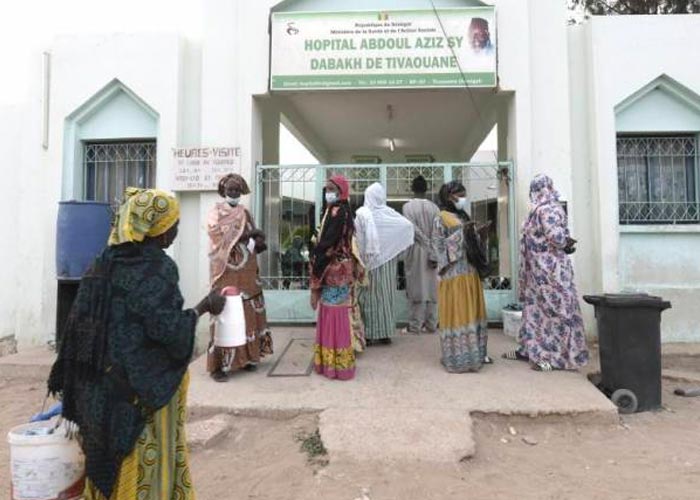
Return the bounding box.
[108,188,179,246]
[529,174,560,208]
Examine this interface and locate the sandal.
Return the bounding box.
[532,361,553,372]
[243,364,258,372]
[483,355,493,365]
[210,370,228,383]
[502,350,529,362]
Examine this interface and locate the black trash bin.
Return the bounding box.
[583,294,671,413]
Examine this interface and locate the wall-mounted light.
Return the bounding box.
[388,138,396,152]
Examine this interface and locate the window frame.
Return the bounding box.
[616,134,700,226]
[82,139,157,204]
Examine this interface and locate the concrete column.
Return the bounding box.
[258,99,281,279]
[497,96,513,278]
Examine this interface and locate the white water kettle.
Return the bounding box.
[214,286,247,348]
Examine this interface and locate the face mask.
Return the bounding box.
[225,196,240,206]
[454,197,468,211]
[325,192,338,205]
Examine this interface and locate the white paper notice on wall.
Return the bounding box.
[172,146,241,191]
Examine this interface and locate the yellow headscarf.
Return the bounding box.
[108,188,180,246]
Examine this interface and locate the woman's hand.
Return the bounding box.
[310,290,320,311]
[250,229,267,254]
[195,288,226,316]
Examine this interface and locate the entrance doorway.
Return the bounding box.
[255,161,516,323]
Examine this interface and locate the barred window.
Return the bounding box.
[84,141,156,203]
[617,136,699,224]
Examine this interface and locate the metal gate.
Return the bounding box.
[254,162,517,323]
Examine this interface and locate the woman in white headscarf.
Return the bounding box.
[355,183,414,345]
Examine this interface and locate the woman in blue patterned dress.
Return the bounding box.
[504,174,589,371]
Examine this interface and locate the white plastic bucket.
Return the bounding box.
[7,420,85,500]
[502,309,523,339]
[214,295,247,348]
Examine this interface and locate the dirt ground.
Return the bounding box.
[2,376,699,500]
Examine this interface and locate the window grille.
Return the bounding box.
[84,141,157,204]
[617,136,698,224]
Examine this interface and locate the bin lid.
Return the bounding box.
[583,293,671,310]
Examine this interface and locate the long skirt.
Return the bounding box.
[438,271,489,373]
[360,258,398,341]
[84,372,195,499]
[349,283,366,352]
[314,286,356,380]
[208,245,273,373]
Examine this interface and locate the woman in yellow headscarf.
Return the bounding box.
[49,188,225,500]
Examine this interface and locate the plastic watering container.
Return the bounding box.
[214,286,247,348]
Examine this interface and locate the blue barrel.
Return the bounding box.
[56,201,112,279]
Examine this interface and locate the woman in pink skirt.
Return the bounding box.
[310,175,362,380]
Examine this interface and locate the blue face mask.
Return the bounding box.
[325,192,338,205]
[226,196,241,206]
[455,197,468,211]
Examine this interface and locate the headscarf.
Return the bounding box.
[438,180,468,217]
[311,174,354,280]
[218,173,251,197]
[329,174,350,201]
[355,183,414,271]
[529,174,560,208]
[108,188,179,246]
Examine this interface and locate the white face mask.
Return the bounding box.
[455,197,468,211]
[325,192,338,205]
[225,196,241,206]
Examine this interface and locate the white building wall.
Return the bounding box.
[0,106,23,340]
[8,2,700,346]
[9,33,195,347]
[581,15,700,342]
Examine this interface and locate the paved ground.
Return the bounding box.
[3,333,700,498]
[0,330,617,421]
[188,329,617,420]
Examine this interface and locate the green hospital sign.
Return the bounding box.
[270,8,497,91]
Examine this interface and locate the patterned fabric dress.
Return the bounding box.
[47,188,199,500]
[517,175,589,369]
[207,203,273,373]
[311,175,361,380]
[84,372,194,500]
[433,211,489,373]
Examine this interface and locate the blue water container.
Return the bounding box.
[56,201,112,279]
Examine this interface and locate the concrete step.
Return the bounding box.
[319,408,475,463]
[186,414,233,450]
[0,347,55,381]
